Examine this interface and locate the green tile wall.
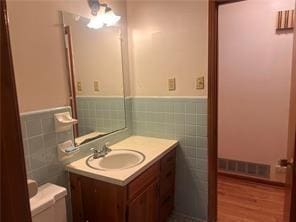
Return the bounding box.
[21,107,73,186]
[131,97,208,220]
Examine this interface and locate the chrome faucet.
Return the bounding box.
[90,148,100,159]
[90,143,112,159]
[102,142,112,154]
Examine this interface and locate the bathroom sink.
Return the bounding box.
[86,149,145,171]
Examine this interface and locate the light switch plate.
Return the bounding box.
[77,81,82,92]
[94,81,99,92]
[196,77,204,89]
[168,78,176,91]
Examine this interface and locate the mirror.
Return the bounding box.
[62,11,126,146]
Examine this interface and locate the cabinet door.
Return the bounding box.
[80,177,97,222]
[80,177,126,222]
[128,180,159,222]
[70,174,126,222]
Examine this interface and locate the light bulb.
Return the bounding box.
[87,17,104,29]
[87,6,106,29]
[103,10,121,26]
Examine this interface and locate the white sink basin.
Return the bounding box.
[86,149,145,171]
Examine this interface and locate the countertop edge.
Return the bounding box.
[66,167,126,186]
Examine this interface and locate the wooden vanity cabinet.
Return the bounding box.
[70,148,176,222]
[70,173,127,222]
[159,149,176,222]
[127,180,160,222]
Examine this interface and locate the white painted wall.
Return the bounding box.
[218,0,295,182]
[8,0,208,111]
[127,0,208,97]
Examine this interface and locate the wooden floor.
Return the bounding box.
[218,175,286,222]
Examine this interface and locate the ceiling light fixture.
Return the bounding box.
[87,5,105,29]
[87,0,121,29]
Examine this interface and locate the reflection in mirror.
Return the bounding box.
[62,11,126,146]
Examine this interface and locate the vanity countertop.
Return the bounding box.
[65,136,178,186]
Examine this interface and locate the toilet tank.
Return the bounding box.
[30,183,67,222]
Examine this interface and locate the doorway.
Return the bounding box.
[208,0,296,221]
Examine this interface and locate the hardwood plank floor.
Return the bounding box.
[218,175,286,222]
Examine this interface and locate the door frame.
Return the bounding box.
[1,0,32,221]
[207,1,244,221]
[207,0,296,221]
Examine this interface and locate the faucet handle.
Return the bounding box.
[90,147,98,153]
[90,147,100,159]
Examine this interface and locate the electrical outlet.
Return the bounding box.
[168,78,176,91]
[94,81,99,92]
[77,81,82,92]
[196,77,204,89]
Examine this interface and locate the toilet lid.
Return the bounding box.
[30,183,67,217]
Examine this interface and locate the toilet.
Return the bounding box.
[30,183,68,222]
